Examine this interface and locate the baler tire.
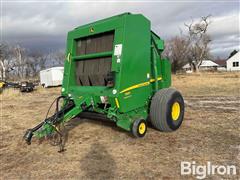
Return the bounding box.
[150,88,184,132]
[132,119,147,138]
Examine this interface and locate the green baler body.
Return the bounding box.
[60,13,171,131]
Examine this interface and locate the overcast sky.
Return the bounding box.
[1,0,239,59]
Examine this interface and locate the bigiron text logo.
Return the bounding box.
[181,161,237,179]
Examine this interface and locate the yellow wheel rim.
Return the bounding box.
[138,122,146,134]
[172,102,180,121]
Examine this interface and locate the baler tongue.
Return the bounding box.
[23,95,89,150]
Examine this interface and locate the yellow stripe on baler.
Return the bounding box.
[120,76,162,94]
[115,98,120,108]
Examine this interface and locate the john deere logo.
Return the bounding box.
[90,27,94,33]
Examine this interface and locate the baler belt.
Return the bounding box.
[76,31,114,56]
[75,57,112,86]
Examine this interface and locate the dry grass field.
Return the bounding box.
[1,72,240,179]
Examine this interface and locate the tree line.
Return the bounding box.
[0,43,65,81]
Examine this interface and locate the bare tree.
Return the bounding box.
[12,45,41,79]
[184,15,212,72]
[164,36,190,73]
[0,43,15,80]
[53,51,65,66]
[13,45,29,79]
[162,15,212,73]
[30,51,47,70]
[29,51,48,77]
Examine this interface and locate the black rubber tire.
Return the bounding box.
[132,119,147,138]
[150,88,184,132]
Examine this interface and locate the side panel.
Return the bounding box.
[118,15,151,113]
[62,34,73,95]
[159,59,171,88]
[151,32,171,89]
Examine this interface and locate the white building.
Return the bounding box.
[226,52,240,71]
[40,67,64,87]
[182,60,219,72]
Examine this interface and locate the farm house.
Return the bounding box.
[226,51,240,71]
[182,60,219,72]
[214,59,227,71]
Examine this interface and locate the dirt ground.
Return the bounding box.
[1,72,240,179]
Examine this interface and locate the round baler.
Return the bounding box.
[24,13,184,148]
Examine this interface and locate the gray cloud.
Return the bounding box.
[2,1,239,58]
